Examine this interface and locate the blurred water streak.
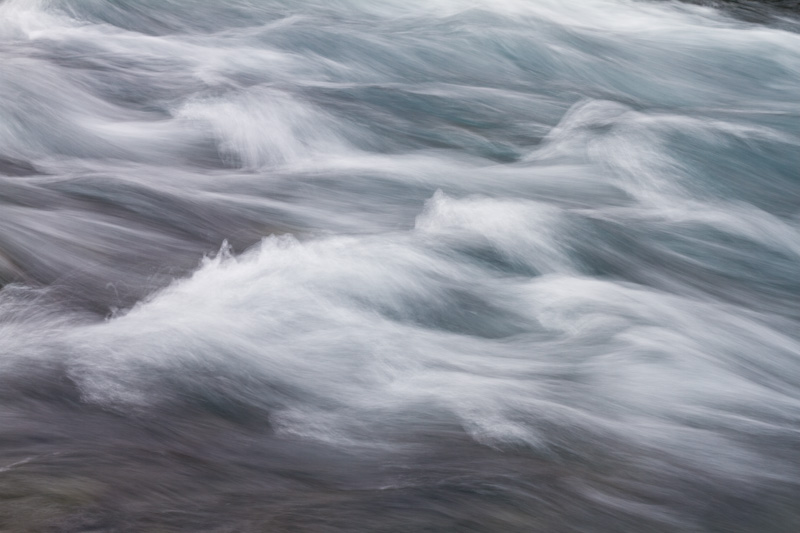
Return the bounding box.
[1,0,800,531]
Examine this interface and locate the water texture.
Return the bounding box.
[1,0,800,531]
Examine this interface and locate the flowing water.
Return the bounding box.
[1,0,800,531]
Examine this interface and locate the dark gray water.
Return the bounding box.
[1,0,800,531]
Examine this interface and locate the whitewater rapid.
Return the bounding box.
[1,0,799,531]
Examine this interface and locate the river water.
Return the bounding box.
[1,0,800,531]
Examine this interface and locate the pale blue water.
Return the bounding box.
[1,0,800,531]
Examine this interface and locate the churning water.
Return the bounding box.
[1,0,800,531]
